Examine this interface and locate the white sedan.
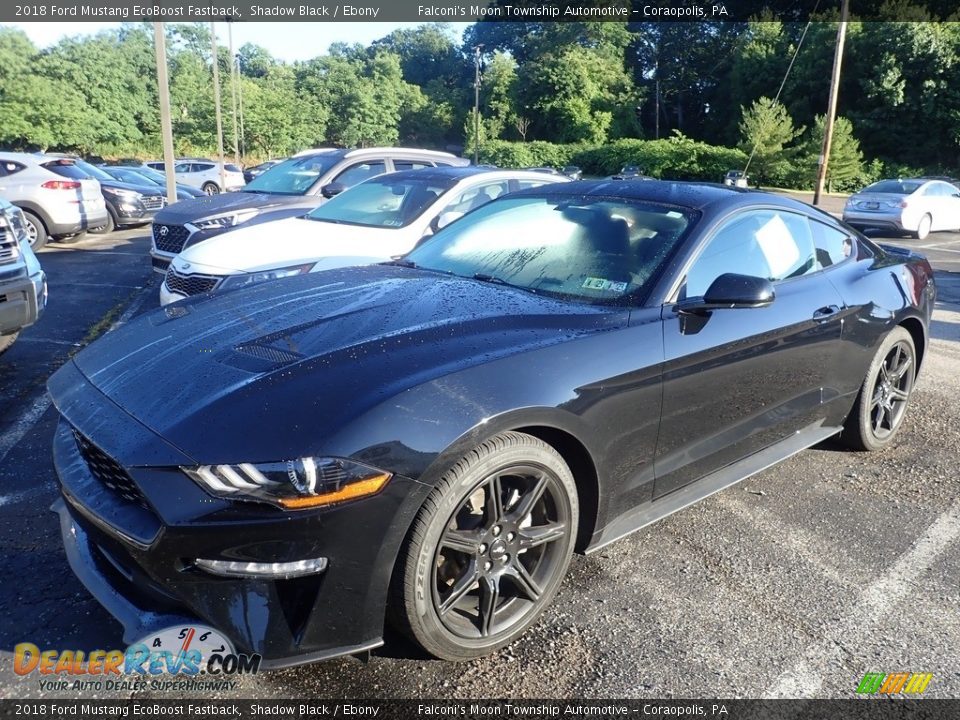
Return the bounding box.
[160,168,568,305]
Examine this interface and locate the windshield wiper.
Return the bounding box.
[383,259,417,268]
[472,273,538,294]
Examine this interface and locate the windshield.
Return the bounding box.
[110,168,158,186]
[74,160,114,182]
[244,153,341,195]
[863,180,922,195]
[405,195,694,305]
[306,176,455,228]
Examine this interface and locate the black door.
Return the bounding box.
[653,208,846,499]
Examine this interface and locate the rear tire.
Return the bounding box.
[202,182,220,196]
[840,326,916,451]
[913,214,931,240]
[21,211,47,251]
[391,431,578,661]
[0,332,19,357]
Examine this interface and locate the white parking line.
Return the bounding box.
[0,285,153,469]
[765,502,960,697]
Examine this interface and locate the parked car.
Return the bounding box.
[0,198,47,356]
[0,153,108,250]
[168,158,246,195]
[562,165,583,180]
[843,178,960,240]
[48,160,166,234]
[48,180,932,666]
[100,165,205,201]
[243,159,284,183]
[611,165,649,180]
[523,167,564,176]
[723,170,749,188]
[148,147,469,274]
[160,167,567,304]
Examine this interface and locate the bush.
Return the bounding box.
[476,140,585,168]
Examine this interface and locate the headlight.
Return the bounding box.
[183,457,392,509]
[102,187,141,202]
[192,208,259,231]
[218,263,314,291]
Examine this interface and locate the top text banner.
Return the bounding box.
[7,0,909,24]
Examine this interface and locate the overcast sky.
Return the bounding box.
[5,21,470,62]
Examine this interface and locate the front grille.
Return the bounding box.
[0,226,17,264]
[72,429,152,511]
[142,196,166,211]
[164,267,220,297]
[152,223,190,254]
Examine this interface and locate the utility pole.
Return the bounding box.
[237,55,245,157]
[227,19,240,167]
[813,0,850,206]
[655,78,660,140]
[152,23,177,205]
[210,22,227,192]
[473,44,483,165]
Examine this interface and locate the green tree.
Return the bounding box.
[793,115,864,192]
[738,97,804,187]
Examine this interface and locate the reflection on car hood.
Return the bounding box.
[153,191,310,224]
[69,265,624,463]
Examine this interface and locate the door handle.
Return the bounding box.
[813,305,841,322]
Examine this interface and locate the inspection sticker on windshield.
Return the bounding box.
[582,277,627,292]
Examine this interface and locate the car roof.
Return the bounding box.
[506,178,822,214]
[291,146,465,163]
[359,167,570,184]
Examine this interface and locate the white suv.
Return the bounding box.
[147,159,245,195]
[160,168,567,305]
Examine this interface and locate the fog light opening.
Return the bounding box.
[194,557,328,579]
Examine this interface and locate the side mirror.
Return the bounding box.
[431,211,464,233]
[320,182,346,199]
[679,273,775,312]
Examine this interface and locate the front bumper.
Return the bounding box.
[114,198,166,226]
[49,362,431,666]
[0,266,47,335]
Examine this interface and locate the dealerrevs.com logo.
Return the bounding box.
[856,672,933,695]
[14,625,261,692]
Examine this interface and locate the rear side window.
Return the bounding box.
[225,164,242,173]
[393,161,432,172]
[0,161,25,177]
[810,220,854,268]
[42,160,90,180]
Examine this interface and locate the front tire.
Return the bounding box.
[90,208,116,235]
[0,331,19,357]
[913,214,932,240]
[202,182,220,196]
[840,326,917,451]
[392,431,578,661]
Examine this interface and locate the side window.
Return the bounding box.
[683,210,817,298]
[514,180,549,190]
[196,163,214,173]
[174,163,191,173]
[0,161,25,177]
[810,220,854,268]
[393,161,431,172]
[333,161,386,188]
[442,181,510,215]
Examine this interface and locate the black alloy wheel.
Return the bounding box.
[393,431,578,660]
[841,326,917,451]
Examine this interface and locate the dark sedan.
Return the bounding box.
[48,181,934,666]
[100,165,206,201]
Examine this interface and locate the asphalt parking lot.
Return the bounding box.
[1,221,959,700]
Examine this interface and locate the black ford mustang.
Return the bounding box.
[48,181,934,666]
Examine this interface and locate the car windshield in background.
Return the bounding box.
[74,160,114,182]
[244,154,341,195]
[405,195,694,305]
[864,180,922,194]
[306,177,455,228]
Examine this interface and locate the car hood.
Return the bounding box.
[153,191,311,224]
[100,179,163,196]
[175,216,407,274]
[66,265,625,463]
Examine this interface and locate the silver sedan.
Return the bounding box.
[842,178,960,240]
